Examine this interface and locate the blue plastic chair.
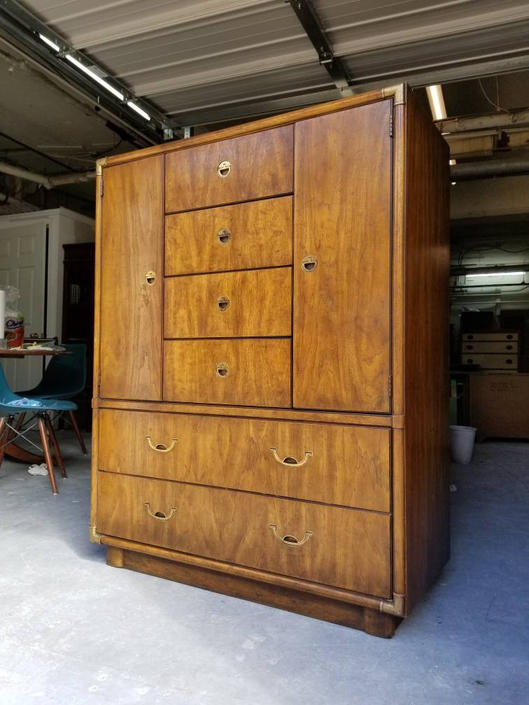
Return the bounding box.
[17,344,88,454]
[0,364,77,495]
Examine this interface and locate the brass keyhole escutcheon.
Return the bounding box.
[217,160,231,178]
[217,296,230,312]
[145,271,156,285]
[301,255,318,273]
[216,362,229,377]
[217,228,231,245]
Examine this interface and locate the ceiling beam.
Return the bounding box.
[285,0,353,95]
[0,0,174,144]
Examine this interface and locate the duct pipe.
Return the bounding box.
[438,108,529,135]
[451,156,529,181]
[0,161,95,188]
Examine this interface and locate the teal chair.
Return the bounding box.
[17,343,87,454]
[0,364,77,494]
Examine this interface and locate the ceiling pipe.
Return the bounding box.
[451,155,529,180]
[0,161,95,189]
[439,108,529,135]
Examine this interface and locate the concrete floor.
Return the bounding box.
[0,434,528,705]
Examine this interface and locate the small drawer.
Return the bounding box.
[98,410,391,511]
[164,268,291,339]
[165,126,293,212]
[463,332,518,342]
[462,341,518,353]
[164,338,291,407]
[165,197,292,275]
[96,473,391,597]
[463,353,518,369]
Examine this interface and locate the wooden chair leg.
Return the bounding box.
[37,415,58,495]
[45,414,67,478]
[69,410,87,454]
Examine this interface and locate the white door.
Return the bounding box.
[0,221,47,392]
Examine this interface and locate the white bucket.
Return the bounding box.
[449,425,477,464]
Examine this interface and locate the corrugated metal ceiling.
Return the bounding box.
[20,0,529,126]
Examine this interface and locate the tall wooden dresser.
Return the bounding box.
[91,85,450,638]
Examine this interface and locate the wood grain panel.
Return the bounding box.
[99,156,163,399]
[165,126,293,212]
[293,101,392,412]
[164,338,291,407]
[165,197,292,275]
[97,472,392,597]
[403,91,450,612]
[99,409,391,511]
[102,88,391,168]
[96,398,393,428]
[164,268,291,338]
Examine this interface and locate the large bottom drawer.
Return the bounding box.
[98,409,391,511]
[96,473,391,598]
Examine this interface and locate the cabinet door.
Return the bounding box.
[99,156,163,399]
[293,101,392,412]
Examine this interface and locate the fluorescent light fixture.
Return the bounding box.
[127,101,151,121]
[426,84,447,121]
[65,54,124,101]
[39,33,60,52]
[466,271,525,278]
[449,158,456,166]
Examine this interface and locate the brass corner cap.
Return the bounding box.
[379,592,406,616]
[95,157,108,176]
[382,84,406,106]
[90,525,102,544]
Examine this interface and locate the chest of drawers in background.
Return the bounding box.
[91,85,450,638]
[461,331,519,371]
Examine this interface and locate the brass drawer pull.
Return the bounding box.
[145,270,156,285]
[144,502,177,522]
[217,296,230,312]
[217,160,231,178]
[269,524,313,547]
[301,255,318,273]
[217,228,231,245]
[146,436,177,453]
[270,448,312,467]
[216,362,229,377]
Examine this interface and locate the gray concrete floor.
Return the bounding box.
[0,434,528,705]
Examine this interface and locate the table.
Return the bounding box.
[0,347,69,463]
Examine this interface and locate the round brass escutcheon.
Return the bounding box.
[217,228,231,245]
[301,255,318,273]
[216,362,229,377]
[217,160,231,178]
[145,270,156,285]
[217,296,230,312]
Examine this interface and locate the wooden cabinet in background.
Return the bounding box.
[91,85,450,638]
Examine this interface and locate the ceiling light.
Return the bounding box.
[65,54,124,101]
[466,271,525,278]
[39,34,60,52]
[449,158,456,166]
[127,101,151,121]
[426,84,447,121]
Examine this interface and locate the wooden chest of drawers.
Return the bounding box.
[91,85,449,638]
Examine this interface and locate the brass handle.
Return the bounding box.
[217,296,230,312]
[217,228,231,245]
[146,436,177,453]
[270,448,312,467]
[217,160,231,178]
[145,271,156,285]
[269,524,313,547]
[216,362,229,377]
[144,503,177,522]
[301,255,318,273]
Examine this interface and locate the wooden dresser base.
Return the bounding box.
[106,546,400,638]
